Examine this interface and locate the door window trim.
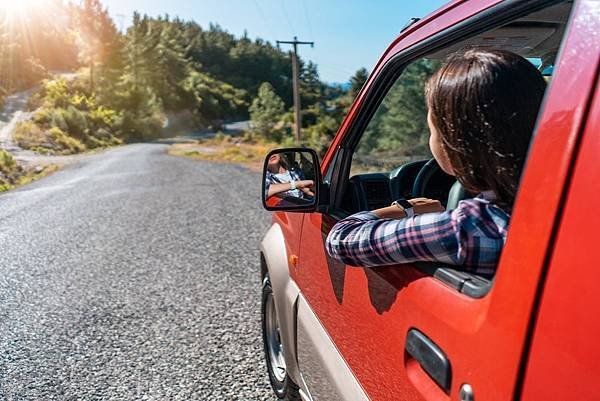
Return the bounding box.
[322,0,570,298]
[326,0,566,215]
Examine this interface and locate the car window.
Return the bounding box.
[336,0,574,287]
[351,59,439,176]
[350,51,559,178]
[345,0,573,197]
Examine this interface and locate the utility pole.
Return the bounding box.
[276,37,314,141]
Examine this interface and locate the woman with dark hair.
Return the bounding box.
[326,50,546,276]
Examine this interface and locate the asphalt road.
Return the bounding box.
[0,144,273,400]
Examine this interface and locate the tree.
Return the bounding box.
[300,61,324,108]
[0,2,76,92]
[120,13,160,91]
[2,6,351,147]
[183,70,247,127]
[249,82,286,141]
[112,77,165,142]
[146,17,190,110]
[349,67,369,99]
[305,108,340,157]
[358,59,440,158]
[71,0,119,93]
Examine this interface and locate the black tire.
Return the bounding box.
[261,276,301,400]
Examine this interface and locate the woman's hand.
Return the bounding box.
[296,180,314,190]
[297,180,315,197]
[372,197,444,219]
[408,197,445,214]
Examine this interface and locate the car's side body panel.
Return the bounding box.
[293,1,599,400]
[296,296,369,401]
[260,223,303,385]
[262,210,305,386]
[521,63,600,400]
[269,211,304,286]
[261,223,369,400]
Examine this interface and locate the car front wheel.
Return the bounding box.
[261,276,301,400]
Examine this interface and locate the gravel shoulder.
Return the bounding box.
[0,143,274,400]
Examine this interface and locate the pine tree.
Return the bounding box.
[71,0,119,93]
[349,67,369,98]
[183,70,247,127]
[300,61,324,108]
[359,59,440,158]
[249,82,286,141]
[147,17,190,110]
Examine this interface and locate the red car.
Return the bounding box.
[260,1,599,400]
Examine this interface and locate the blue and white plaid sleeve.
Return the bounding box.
[325,199,509,276]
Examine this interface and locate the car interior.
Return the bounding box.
[335,1,574,296]
[341,1,572,215]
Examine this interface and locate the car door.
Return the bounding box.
[520,70,600,401]
[295,1,597,400]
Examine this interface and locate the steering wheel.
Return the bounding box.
[412,159,440,198]
[411,159,461,208]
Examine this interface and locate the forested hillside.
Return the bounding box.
[2,0,359,150]
[0,1,78,97]
[2,0,437,161]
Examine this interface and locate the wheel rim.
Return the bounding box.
[265,291,287,382]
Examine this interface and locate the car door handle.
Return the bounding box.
[405,329,451,392]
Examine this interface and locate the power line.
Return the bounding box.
[321,59,358,73]
[318,67,354,82]
[277,37,314,141]
[301,0,314,42]
[251,0,277,41]
[319,63,356,76]
[279,0,297,36]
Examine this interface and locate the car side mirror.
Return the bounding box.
[262,148,321,212]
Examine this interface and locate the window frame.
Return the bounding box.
[326,0,566,217]
[322,0,571,298]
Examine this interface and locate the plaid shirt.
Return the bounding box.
[325,198,510,277]
[265,169,303,198]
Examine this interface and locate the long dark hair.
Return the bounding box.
[426,49,546,210]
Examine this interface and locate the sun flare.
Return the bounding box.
[0,0,49,21]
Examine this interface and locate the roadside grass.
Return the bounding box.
[168,134,277,171]
[0,149,59,192]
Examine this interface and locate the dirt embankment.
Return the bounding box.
[0,84,86,191]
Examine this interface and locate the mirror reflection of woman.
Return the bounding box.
[265,153,314,199]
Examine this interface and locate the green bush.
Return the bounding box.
[13,121,47,149]
[0,149,17,174]
[90,106,118,128]
[115,110,163,142]
[48,127,86,154]
[13,121,86,154]
[21,77,126,153]
[0,149,21,191]
[62,106,90,139]
[249,82,286,142]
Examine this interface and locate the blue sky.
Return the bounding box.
[101,0,448,83]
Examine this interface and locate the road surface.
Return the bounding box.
[0,144,274,400]
[159,121,251,145]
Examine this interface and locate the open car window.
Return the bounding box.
[351,59,436,176]
[333,0,574,295]
[342,1,573,214]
